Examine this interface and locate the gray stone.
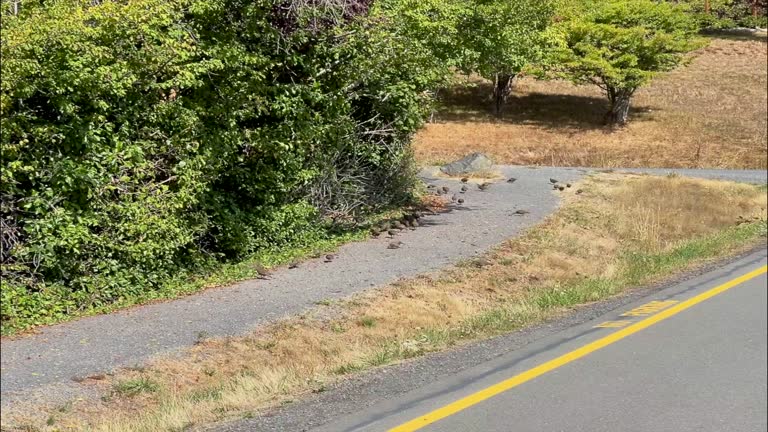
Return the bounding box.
[440,152,494,176]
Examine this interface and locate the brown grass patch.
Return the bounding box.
[4,175,765,432]
[415,37,768,169]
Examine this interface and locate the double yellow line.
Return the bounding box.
[390,264,767,432]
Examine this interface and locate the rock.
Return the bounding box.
[440,152,494,176]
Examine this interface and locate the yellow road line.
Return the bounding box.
[389,264,767,432]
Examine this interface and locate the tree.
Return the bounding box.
[547,0,701,126]
[374,0,555,115]
[458,0,555,114]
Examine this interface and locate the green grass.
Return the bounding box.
[359,316,377,328]
[113,377,160,397]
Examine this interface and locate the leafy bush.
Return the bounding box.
[1,0,434,332]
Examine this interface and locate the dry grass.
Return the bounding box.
[4,175,766,432]
[415,37,768,169]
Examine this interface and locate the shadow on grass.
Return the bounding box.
[433,80,655,132]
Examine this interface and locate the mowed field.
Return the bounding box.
[414,36,768,169]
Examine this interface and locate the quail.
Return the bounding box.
[513,209,530,216]
[253,263,272,279]
[460,185,468,193]
[460,177,469,183]
[576,189,583,195]
[472,257,493,268]
[427,184,436,189]
[457,198,464,204]
[442,186,450,193]
[371,230,381,238]
[395,222,406,230]
[387,241,403,249]
[478,182,491,191]
[410,220,419,228]
[387,229,398,237]
[324,254,336,263]
[557,185,565,191]
[566,183,572,188]
[507,177,517,183]
[288,261,300,269]
[549,178,559,184]
[451,194,458,202]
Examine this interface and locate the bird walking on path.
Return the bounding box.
[507,177,517,183]
[549,178,559,184]
[288,261,300,269]
[457,198,464,204]
[324,254,336,263]
[513,209,529,216]
[253,263,272,279]
[442,186,450,193]
[460,185,468,193]
[388,229,398,238]
[388,241,403,249]
[460,177,469,183]
[478,182,491,191]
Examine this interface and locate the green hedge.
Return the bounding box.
[0,0,436,331]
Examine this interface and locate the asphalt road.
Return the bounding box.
[227,248,767,432]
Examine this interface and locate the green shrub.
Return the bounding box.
[0,0,434,332]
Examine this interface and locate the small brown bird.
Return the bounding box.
[451,194,458,202]
[387,241,403,249]
[460,177,469,183]
[478,182,491,191]
[557,185,565,191]
[253,263,272,279]
[566,183,572,188]
[410,220,419,228]
[427,184,436,189]
[472,257,493,268]
[507,177,517,183]
[388,229,397,237]
[549,178,559,184]
[460,185,468,193]
[576,189,583,195]
[324,254,336,263]
[442,186,450,193]
[379,221,391,230]
[394,222,406,230]
[457,198,464,204]
[513,209,530,216]
[371,230,381,238]
[288,261,300,269]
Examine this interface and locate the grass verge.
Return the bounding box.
[3,173,766,432]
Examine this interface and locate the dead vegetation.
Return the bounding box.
[415,37,768,169]
[4,174,766,432]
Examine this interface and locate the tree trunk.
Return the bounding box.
[493,73,514,116]
[604,88,633,127]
